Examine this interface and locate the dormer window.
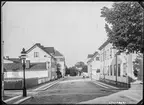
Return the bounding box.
[34,52,39,57]
[44,55,47,57]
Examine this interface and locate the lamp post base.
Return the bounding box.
[23,88,27,97]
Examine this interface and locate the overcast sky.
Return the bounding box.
[2,2,113,67]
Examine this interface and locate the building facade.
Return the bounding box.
[54,50,66,77]
[87,52,101,80]
[98,39,138,86]
[4,43,66,80]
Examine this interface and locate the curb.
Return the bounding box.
[13,78,64,104]
[92,81,109,89]
[96,81,119,89]
[13,96,31,104]
[124,95,142,102]
[4,95,22,103]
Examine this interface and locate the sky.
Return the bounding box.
[2,2,113,67]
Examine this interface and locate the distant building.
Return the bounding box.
[98,39,138,86]
[24,43,57,80]
[87,52,101,80]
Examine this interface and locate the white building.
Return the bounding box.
[4,43,66,80]
[4,43,57,80]
[87,51,101,80]
[54,50,66,77]
[98,39,138,86]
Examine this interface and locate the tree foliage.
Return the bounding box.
[82,65,88,72]
[75,61,85,68]
[101,2,144,53]
[56,63,62,78]
[133,53,143,77]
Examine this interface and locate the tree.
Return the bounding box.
[75,61,85,76]
[81,65,88,72]
[65,66,70,75]
[101,2,144,54]
[56,63,62,78]
[133,54,143,77]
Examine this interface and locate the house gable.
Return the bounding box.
[26,45,52,63]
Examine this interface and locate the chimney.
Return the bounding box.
[26,60,30,69]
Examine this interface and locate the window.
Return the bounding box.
[102,53,104,61]
[34,52,39,57]
[96,57,99,61]
[107,66,109,75]
[110,65,112,76]
[110,48,112,58]
[118,64,121,76]
[123,63,127,77]
[103,51,105,61]
[105,51,106,60]
[107,49,109,60]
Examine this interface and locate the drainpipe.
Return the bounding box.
[1,41,4,101]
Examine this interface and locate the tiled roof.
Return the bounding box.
[43,47,55,54]
[26,43,55,58]
[4,62,47,72]
[54,50,63,56]
[7,58,21,63]
[87,51,100,63]
[87,54,93,58]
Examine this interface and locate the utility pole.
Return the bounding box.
[1,1,7,101]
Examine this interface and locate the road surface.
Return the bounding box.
[20,76,122,104]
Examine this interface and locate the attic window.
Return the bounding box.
[34,52,39,57]
[44,55,47,57]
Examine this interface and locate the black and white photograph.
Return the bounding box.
[1,1,143,104]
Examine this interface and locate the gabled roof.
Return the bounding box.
[54,50,63,56]
[26,43,55,58]
[43,47,55,54]
[87,54,93,58]
[87,51,100,63]
[4,62,47,72]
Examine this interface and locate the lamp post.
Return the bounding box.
[21,48,27,97]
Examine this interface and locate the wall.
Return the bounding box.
[5,70,49,79]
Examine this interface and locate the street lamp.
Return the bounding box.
[21,48,27,97]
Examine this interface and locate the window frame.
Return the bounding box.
[34,52,39,57]
[118,64,121,76]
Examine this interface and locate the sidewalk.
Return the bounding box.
[78,81,143,104]
[3,77,65,104]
